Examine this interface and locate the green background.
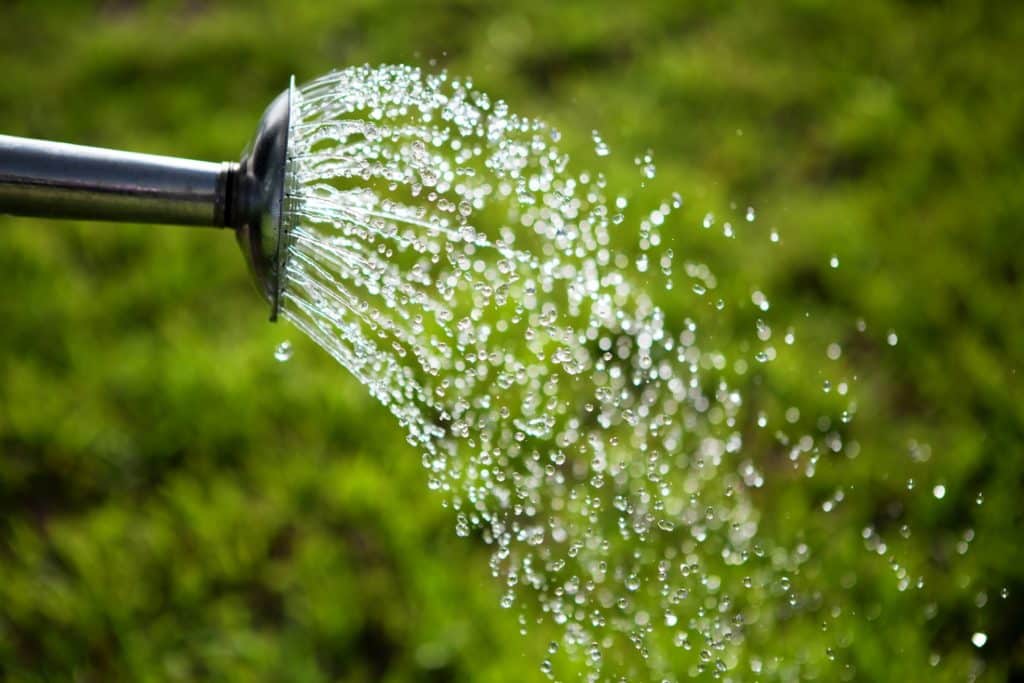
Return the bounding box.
[1,1,1021,680]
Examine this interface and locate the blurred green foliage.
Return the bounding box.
[1,1,1022,680]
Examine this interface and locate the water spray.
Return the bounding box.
[0,80,294,320]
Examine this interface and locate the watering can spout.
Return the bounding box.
[0,79,294,321]
[229,82,293,321]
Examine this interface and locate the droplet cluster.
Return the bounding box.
[278,65,861,680]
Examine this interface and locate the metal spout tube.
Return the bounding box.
[0,76,292,320]
[0,135,236,228]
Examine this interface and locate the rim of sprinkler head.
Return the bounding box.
[229,76,295,321]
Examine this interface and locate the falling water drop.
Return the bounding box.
[274,340,293,362]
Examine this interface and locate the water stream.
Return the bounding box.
[273,65,930,681]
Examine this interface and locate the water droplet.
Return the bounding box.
[411,139,427,161]
[274,340,293,362]
[932,484,946,500]
[971,632,988,648]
